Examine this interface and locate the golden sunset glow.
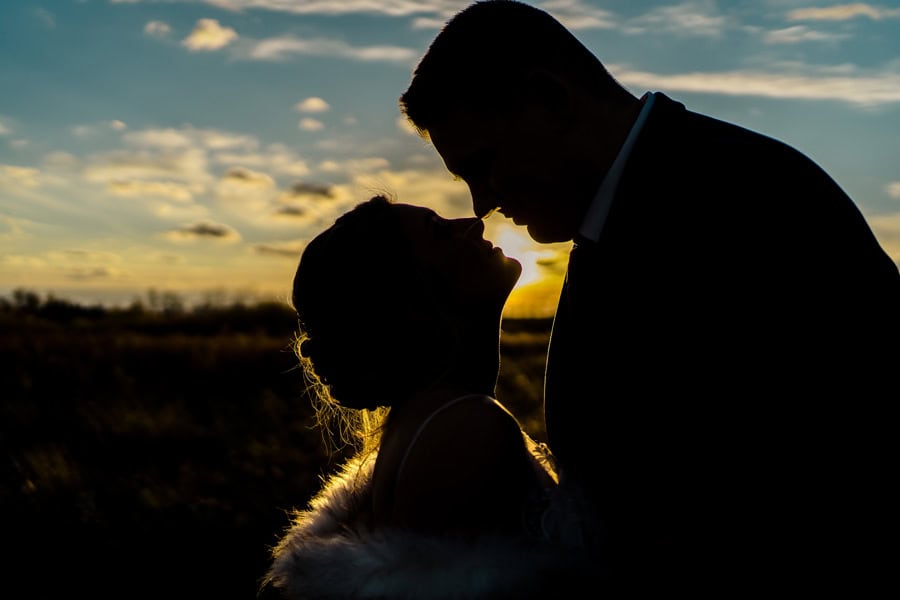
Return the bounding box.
[492,223,554,287]
[487,222,571,319]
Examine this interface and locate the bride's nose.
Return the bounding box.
[457,217,484,239]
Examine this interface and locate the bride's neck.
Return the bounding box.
[437,319,501,398]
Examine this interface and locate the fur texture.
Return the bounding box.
[261,452,598,599]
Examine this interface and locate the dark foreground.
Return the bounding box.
[1,299,551,599]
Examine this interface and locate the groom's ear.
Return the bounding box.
[521,68,576,126]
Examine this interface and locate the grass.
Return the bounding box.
[0,299,551,599]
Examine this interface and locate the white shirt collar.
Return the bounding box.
[577,91,658,243]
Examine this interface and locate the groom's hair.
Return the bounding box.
[399,0,620,135]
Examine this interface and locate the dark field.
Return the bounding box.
[1,295,552,599]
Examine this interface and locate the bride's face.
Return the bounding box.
[392,204,522,308]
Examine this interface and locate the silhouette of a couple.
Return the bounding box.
[262,2,900,598]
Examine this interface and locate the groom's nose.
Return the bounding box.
[470,182,499,220]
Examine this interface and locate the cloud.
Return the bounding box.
[123,128,194,149]
[252,239,306,258]
[214,143,310,177]
[317,157,391,176]
[43,152,80,170]
[84,148,211,186]
[144,20,171,36]
[886,182,900,199]
[298,118,325,131]
[396,115,419,136]
[182,19,238,51]
[352,168,472,217]
[81,126,274,202]
[215,167,280,223]
[612,63,900,107]
[868,211,900,264]
[64,267,124,281]
[764,25,849,44]
[72,125,97,138]
[150,200,210,221]
[627,1,727,37]
[163,221,241,242]
[410,16,450,29]
[270,184,340,223]
[787,3,900,21]
[34,7,55,28]
[294,97,330,113]
[182,0,447,17]
[0,215,28,240]
[221,166,275,188]
[195,129,259,150]
[282,181,335,199]
[0,121,9,136]
[246,36,416,64]
[108,180,198,202]
[538,0,617,30]
[70,120,129,138]
[122,127,259,161]
[0,164,41,188]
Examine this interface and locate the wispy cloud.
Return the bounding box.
[213,143,310,178]
[298,118,325,131]
[613,63,900,107]
[84,148,211,185]
[764,25,850,44]
[34,7,55,28]
[246,36,417,63]
[108,180,198,202]
[144,20,171,36]
[220,166,275,188]
[123,127,258,151]
[182,18,238,51]
[537,0,616,30]
[252,239,306,258]
[0,164,41,189]
[64,266,125,281]
[887,182,900,199]
[787,3,900,21]
[188,0,446,17]
[0,215,29,240]
[626,1,728,37]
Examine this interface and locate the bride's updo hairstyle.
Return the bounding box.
[292,195,457,420]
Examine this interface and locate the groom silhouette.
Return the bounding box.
[401,0,900,595]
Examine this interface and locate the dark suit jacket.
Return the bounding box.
[544,93,900,595]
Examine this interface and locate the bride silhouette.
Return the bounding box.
[261,195,598,599]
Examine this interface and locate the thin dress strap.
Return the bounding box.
[394,393,492,501]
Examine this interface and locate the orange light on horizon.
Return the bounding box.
[490,223,570,319]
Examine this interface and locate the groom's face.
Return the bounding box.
[428,102,594,244]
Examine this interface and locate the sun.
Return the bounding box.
[491,223,554,287]
[487,222,571,319]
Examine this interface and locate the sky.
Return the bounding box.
[2,0,899,318]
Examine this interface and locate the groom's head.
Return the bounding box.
[400,0,638,243]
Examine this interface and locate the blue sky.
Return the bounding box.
[2,0,899,316]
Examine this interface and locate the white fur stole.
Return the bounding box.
[261,453,597,599]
